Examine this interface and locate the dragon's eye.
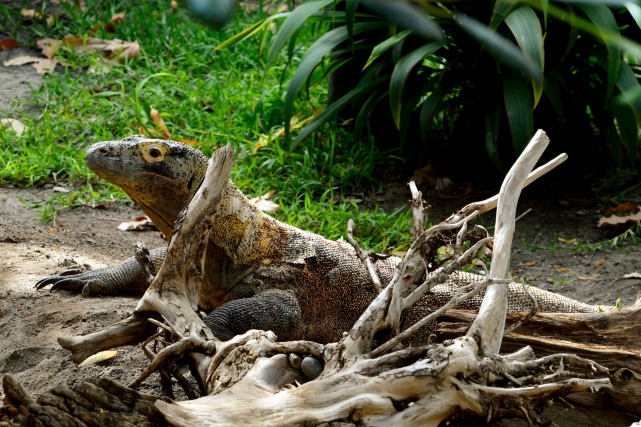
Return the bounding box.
[141,142,169,163]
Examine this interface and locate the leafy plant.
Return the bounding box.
[222,0,641,174]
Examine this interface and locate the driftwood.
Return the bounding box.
[3,131,641,427]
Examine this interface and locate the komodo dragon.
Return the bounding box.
[36,136,607,344]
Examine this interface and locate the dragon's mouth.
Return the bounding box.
[127,194,176,239]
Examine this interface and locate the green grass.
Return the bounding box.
[0,0,412,252]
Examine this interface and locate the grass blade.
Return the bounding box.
[455,13,542,81]
[215,18,268,51]
[627,2,641,30]
[292,77,387,149]
[504,5,545,106]
[616,60,641,121]
[389,42,444,129]
[578,4,621,100]
[285,21,387,145]
[363,29,412,70]
[267,0,336,68]
[502,67,534,155]
[485,95,506,174]
[361,0,443,40]
[419,91,440,139]
[355,88,388,137]
[347,0,360,48]
[489,0,516,30]
[611,96,639,164]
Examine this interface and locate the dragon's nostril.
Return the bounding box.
[98,148,109,154]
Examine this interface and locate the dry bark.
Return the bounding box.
[4,131,641,427]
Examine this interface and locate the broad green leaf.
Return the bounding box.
[361,0,443,40]
[292,77,387,149]
[363,29,412,70]
[389,42,444,129]
[616,60,641,121]
[505,6,545,107]
[215,18,268,51]
[355,89,388,137]
[579,4,621,100]
[612,99,639,164]
[489,0,516,30]
[485,96,507,174]
[455,13,542,81]
[267,0,336,68]
[285,22,387,144]
[627,2,641,30]
[543,75,563,116]
[347,0,360,48]
[419,92,440,139]
[503,68,534,155]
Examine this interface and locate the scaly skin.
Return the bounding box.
[37,136,608,344]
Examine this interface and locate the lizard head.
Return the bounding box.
[86,135,209,239]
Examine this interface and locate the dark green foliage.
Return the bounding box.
[225,0,641,174]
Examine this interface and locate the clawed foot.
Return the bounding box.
[35,269,105,296]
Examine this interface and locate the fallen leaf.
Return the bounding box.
[170,0,178,7]
[20,9,39,18]
[105,12,125,32]
[605,202,640,216]
[117,216,158,232]
[521,261,536,267]
[577,274,600,281]
[392,250,407,257]
[558,238,576,244]
[79,350,117,366]
[49,227,57,233]
[623,272,641,279]
[36,37,140,62]
[150,109,171,139]
[0,38,18,50]
[598,210,641,227]
[556,268,571,273]
[74,0,87,11]
[0,118,27,135]
[435,177,454,193]
[3,55,58,74]
[248,191,280,212]
[594,260,606,267]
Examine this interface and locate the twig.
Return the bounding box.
[346,219,382,294]
[408,181,428,242]
[206,330,276,384]
[515,208,533,222]
[372,277,512,357]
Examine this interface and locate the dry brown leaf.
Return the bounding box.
[521,261,536,267]
[111,12,125,24]
[577,274,600,281]
[558,238,576,244]
[3,55,58,74]
[0,118,27,135]
[150,109,171,139]
[117,216,158,232]
[556,268,571,273]
[36,37,140,62]
[594,260,606,267]
[170,0,178,7]
[20,9,38,18]
[605,202,640,216]
[410,165,437,186]
[392,250,407,257]
[0,38,18,50]
[74,0,87,11]
[598,211,641,227]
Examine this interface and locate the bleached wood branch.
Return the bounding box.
[467,129,551,357]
